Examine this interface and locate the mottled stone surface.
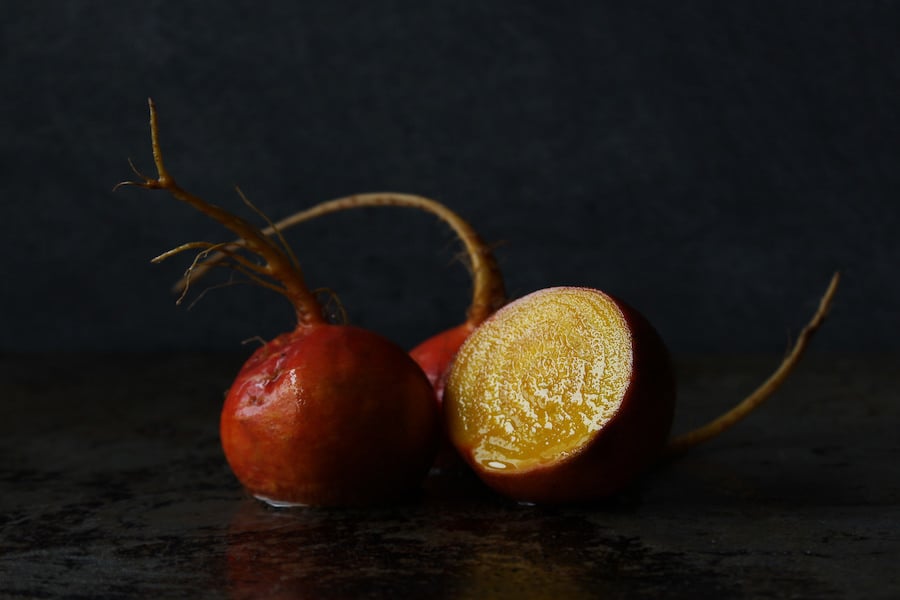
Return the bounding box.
[1,354,897,599]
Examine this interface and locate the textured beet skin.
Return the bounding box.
[219,324,439,506]
[451,291,676,504]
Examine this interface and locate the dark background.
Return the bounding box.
[3,2,897,354]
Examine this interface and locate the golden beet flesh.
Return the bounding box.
[444,287,675,503]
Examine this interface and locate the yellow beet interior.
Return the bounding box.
[445,287,633,472]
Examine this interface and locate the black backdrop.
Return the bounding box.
[3,2,897,353]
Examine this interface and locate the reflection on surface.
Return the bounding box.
[225,497,461,599]
[224,473,736,600]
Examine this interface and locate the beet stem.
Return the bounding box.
[118,99,324,327]
[175,193,507,327]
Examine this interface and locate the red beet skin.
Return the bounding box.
[409,323,476,403]
[220,324,439,506]
[408,323,477,470]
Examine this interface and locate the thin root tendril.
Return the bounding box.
[664,271,841,458]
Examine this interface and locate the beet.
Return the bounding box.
[119,100,439,506]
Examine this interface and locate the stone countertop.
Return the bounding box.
[1,353,897,599]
